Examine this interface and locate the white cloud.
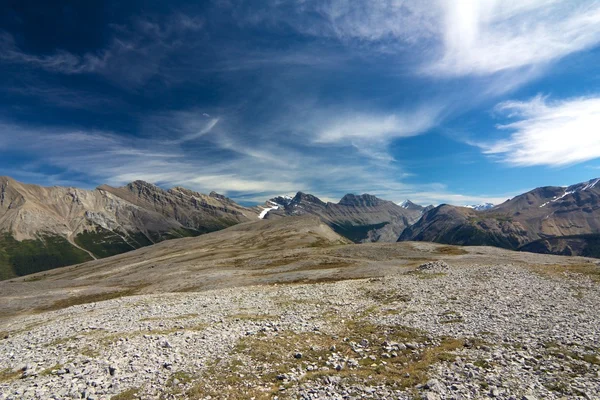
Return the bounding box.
[177,118,220,143]
[480,95,600,166]
[0,32,106,74]
[249,0,600,79]
[426,0,600,77]
[0,116,504,206]
[315,109,439,143]
[300,106,443,162]
[301,1,439,43]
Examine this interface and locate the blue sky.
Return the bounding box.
[1,1,600,205]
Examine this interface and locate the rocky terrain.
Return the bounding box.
[400,177,600,258]
[0,177,259,279]
[1,217,600,399]
[265,192,426,243]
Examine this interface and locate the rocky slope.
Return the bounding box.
[0,177,258,279]
[264,192,426,243]
[1,217,600,399]
[400,177,600,257]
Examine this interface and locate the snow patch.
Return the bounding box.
[399,200,415,209]
[465,203,495,211]
[540,190,575,208]
[258,205,279,219]
[582,178,600,191]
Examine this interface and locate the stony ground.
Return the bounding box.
[1,260,600,400]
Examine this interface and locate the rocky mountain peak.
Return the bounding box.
[291,192,326,206]
[399,200,425,211]
[170,186,199,197]
[565,177,600,194]
[338,193,384,207]
[126,180,164,195]
[209,191,225,199]
[268,195,294,207]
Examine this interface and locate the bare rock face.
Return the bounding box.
[265,192,426,243]
[0,176,259,279]
[400,177,600,258]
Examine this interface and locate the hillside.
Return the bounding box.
[1,216,600,399]
[0,177,258,279]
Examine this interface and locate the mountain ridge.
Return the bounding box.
[0,176,259,279]
[399,177,600,257]
[264,191,426,243]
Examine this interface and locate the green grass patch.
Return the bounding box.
[111,387,140,400]
[435,246,468,256]
[188,319,464,399]
[529,263,600,283]
[0,368,22,382]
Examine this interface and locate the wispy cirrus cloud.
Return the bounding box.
[308,106,443,162]
[243,0,600,79]
[0,113,503,206]
[0,31,106,74]
[315,107,441,144]
[427,0,600,77]
[0,13,204,87]
[479,94,600,167]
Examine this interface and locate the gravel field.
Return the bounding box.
[1,260,599,400]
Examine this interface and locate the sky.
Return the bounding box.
[1,0,600,206]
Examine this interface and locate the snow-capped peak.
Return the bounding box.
[399,200,414,209]
[258,195,295,219]
[465,203,495,211]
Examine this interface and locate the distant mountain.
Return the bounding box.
[264,192,424,243]
[0,177,258,279]
[465,203,495,211]
[397,200,422,211]
[257,195,293,219]
[399,178,600,257]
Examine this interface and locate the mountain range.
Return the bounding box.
[2,175,600,279]
[261,192,427,242]
[0,177,259,279]
[400,178,600,258]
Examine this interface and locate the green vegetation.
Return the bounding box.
[363,288,411,304]
[166,227,201,239]
[74,228,140,258]
[529,263,600,283]
[520,234,600,259]
[111,387,140,400]
[0,368,21,382]
[440,224,521,250]
[435,245,468,256]
[188,319,464,399]
[75,226,204,259]
[0,224,205,280]
[0,233,92,280]
[331,222,389,243]
[167,370,194,386]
